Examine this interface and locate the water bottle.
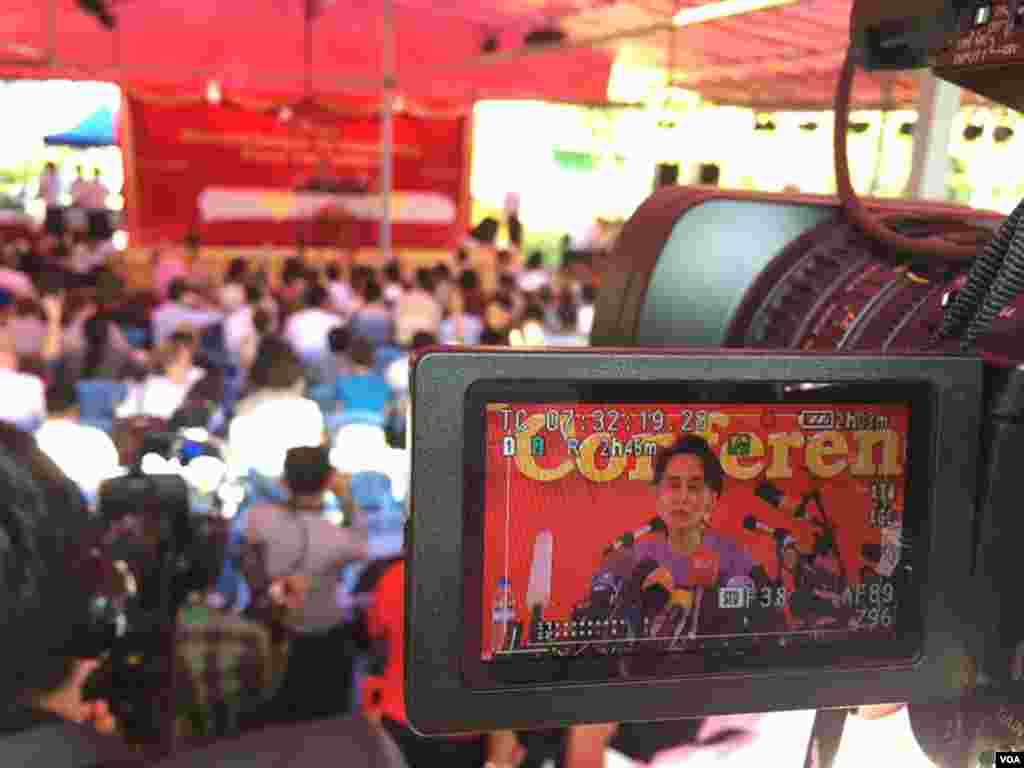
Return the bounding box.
[491,578,516,655]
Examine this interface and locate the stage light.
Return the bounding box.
[994,125,1015,143]
[848,121,871,133]
[482,34,499,53]
[899,121,916,136]
[674,0,799,26]
[800,121,819,132]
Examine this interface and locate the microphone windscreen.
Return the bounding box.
[526,530,553,610]
[743,515,759,532]
[755,481,784,508]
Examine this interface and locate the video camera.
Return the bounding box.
[76,425,240,751]
[406,2,1024,764]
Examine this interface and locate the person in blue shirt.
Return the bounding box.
[333,336,395,428]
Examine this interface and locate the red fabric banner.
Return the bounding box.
[123,95,468,249]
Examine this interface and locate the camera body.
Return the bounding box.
[406,348,983,735]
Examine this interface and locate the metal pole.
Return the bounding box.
[906,70,960,201]
[381,0,395,262]
[47,0,57,66]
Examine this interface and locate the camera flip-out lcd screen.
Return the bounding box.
[464,382,929,686]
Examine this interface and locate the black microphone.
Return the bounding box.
[743,515,793,546]
[604,517,667,555]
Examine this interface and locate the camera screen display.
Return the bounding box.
[469,386,923,679]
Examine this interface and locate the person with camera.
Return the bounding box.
[0,423,138,767]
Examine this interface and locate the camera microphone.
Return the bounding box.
[527,531,553,644]
[743,515,795,547]
[604,517,667,556]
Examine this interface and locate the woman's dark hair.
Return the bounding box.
[247,336,304,393]
[326,262,342,282]
[82,314,111,379]
[432,263,451,282]
[383,260,402,283]
[45,380,78,415]
[363,278,383,304]
[581,283,597,304]
[0,423,90,702]
[226,258,249,282]
[652,435,725,495]
[349,336,376,368]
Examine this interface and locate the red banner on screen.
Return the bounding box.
[482,404,909,657]
[123,95,468,248]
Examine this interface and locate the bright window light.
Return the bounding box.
[674,0,800,26]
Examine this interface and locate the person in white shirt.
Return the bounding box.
[35,382,121,504]
[228,337,324,480]
[38,162,64,237]
[67,166,90,235]
[225,283,274,371]
[381,261,405,307]
[0,332,45,430]
[84,170,112,242]
[394,268,442,347]
[119,331,204,420]
[284,283,342,382]
[518,251,551,295]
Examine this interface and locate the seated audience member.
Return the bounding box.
[220,258,250,308]
[174,515,288,746]
[334,337,395,426]
[225,283,275,371]
[152,278,223,347]
[0,333,45,431]
[119,331,204,420]
[284,283,341,384]
[8,298,47,360]
[0,424,140,768]
[244,446,368,724]
[0,245,36,299]
[577,283,597,337]
[325,262,354,318]
[385,331,434,414]
[348,278,394,348]
[364,560,525,768]
[432,263,453,310]
[381,261,405,306]
[229,337,324,480]
[517,251,550,295]
[152,246,190,302]
[35,381,120,504]
[59,312,148,390]
[277,259,309,320]
[327,326,354,380]
[440,270,485,346]
[394,268,442,347]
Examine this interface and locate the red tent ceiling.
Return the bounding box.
[0,0,984,110]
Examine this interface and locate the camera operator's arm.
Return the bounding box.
[565,724,619,768]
